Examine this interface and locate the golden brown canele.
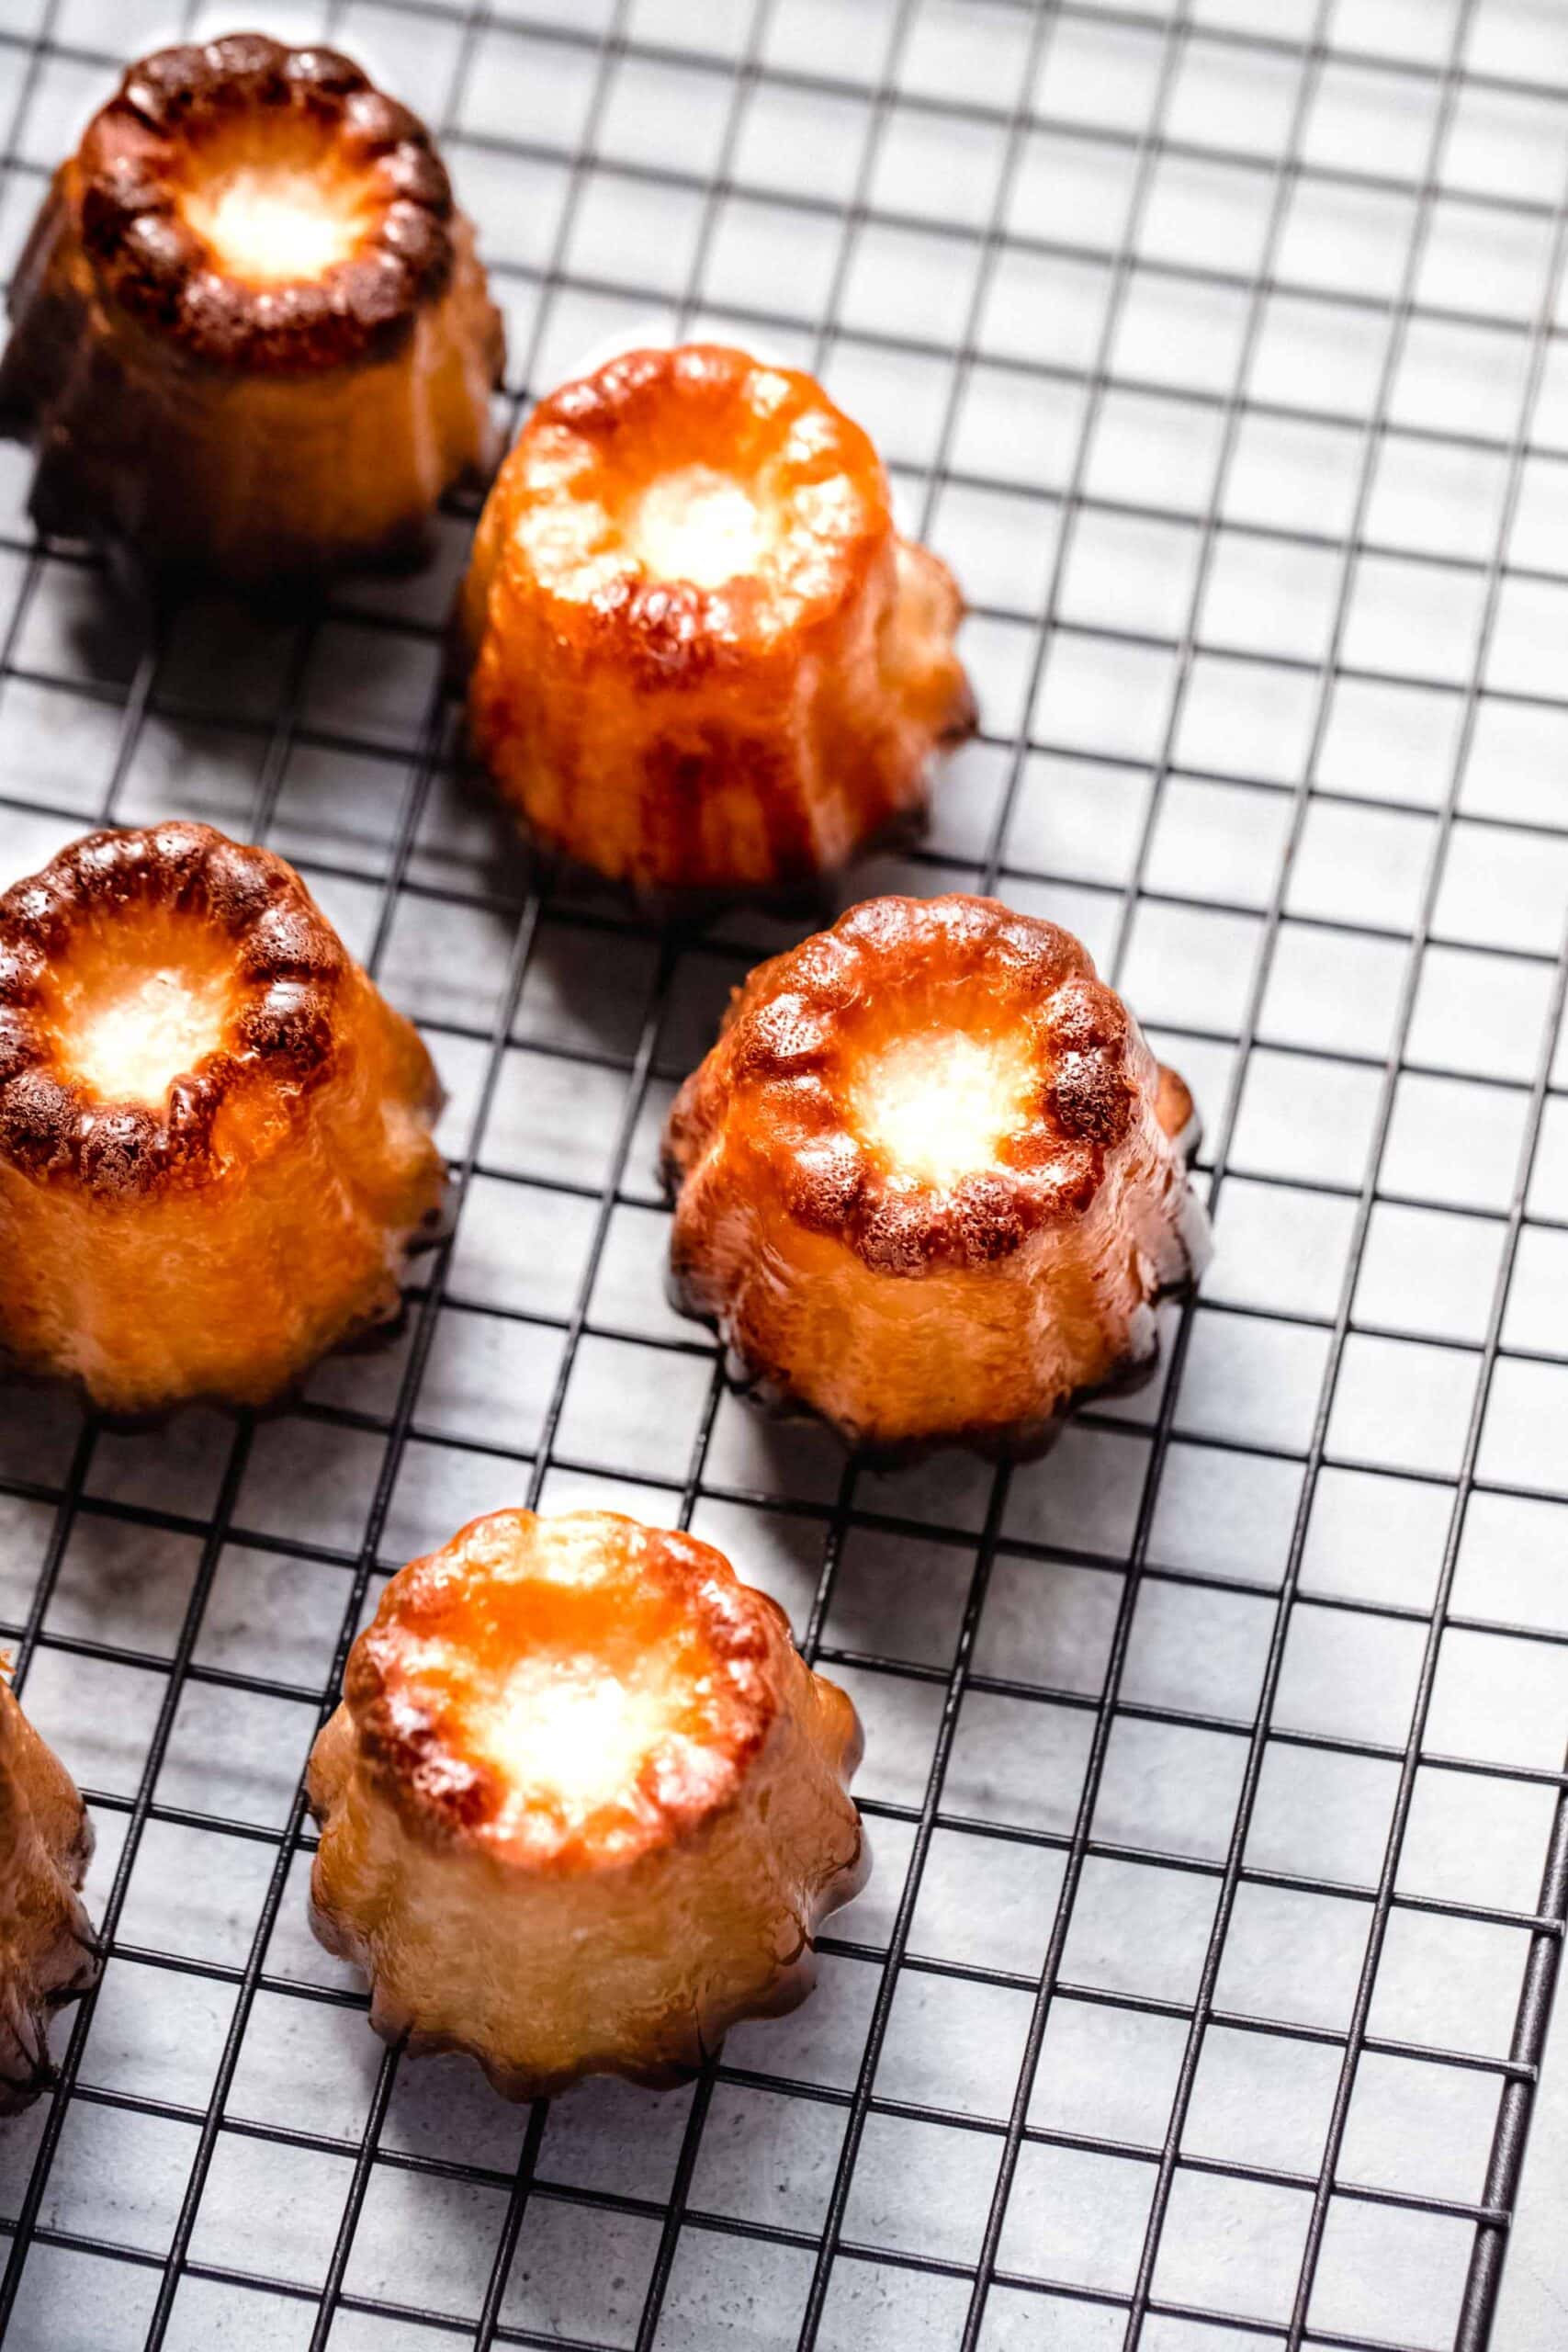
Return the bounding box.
[461,343,973,898]
[662,894,1210,1456]
[0,33,503,587]
[0,1676,95,2116]
[0,822,446,1415]
[307,1509,865,2098]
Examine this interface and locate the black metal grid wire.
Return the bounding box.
[0,0,1565,2346]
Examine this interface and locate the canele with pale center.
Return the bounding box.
[462,342,974,896]
[307,1510,867,2098]
[0,32,504,584]
[0,823,446,1415]
[663,893,1213,1455]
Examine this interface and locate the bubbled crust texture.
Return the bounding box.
[0,822,446,1414]
[0,820,349,1193]
[307,1510,866,2099]
[0,35,503,581]
[0,1679,96,2116]
[663,895,1210,1454]
[66,34,457,372]
[463,345,973,897]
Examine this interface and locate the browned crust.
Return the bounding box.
[0,1676,96,2114]
[673,1230,1200,1472]
[667,1035,1208,1470]
[473,344,894,676]
[375,1924,840,2099]
[663,894,1159,1275]
[0,821,348,1198]
[543,342,708,436]
[65,33,456,373]
[0,1276,429,1439]
[341,1510,788,1873]
[463,345,973,899]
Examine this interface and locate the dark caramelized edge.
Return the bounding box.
[475,343,893,685]
[663,893,1175,1274]
[0,820,348,1198]
[73,32,457,371]
[341,1509,791,1872]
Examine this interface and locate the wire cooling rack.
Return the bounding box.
[1,0,1567,2346]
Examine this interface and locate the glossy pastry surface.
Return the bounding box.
[0,33,503,584]
[462,343,972,897]
[0,822,445,1414]
[663,893,1209,1454]
[0,1676,95,2115]
[308,1509,864,2098]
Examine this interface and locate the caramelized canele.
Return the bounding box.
[461,344,973,897]
[0,822,445,1414]
[663,894,1210,1455]
[0,1676,95,2115]
[307,1509,865,2098]
[0,34,503,586]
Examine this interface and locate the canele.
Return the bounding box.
[308,1509,866,2098]
[0,822,446,1414]
[0,34,503,586]
[0,1676,96,2116]
[462,343,973,899]
[662,894,1210,1456]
